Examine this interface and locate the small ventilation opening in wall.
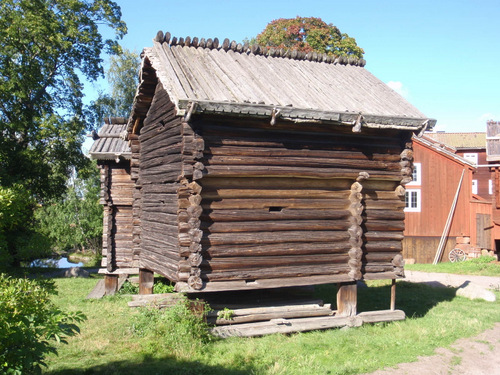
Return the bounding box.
[269,206,284,212]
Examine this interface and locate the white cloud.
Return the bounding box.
[386,81,409,98]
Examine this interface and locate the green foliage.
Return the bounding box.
[0,0,127,202]
[0,274,85,374]
[35,161,103,254]
[256,16,364,58]
[0,185,52,267]
[89,48,140,127]
[131,298,213,356]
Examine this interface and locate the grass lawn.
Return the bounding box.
[41,274,500,375]
[405,256,500,277]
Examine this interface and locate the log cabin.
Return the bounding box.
[94,31,437,316]
[89,117,139,278]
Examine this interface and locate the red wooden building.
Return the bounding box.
[403,134,494,263]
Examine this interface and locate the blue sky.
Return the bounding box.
[93,0,500,134]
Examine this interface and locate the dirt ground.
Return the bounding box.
[365,320,500,375]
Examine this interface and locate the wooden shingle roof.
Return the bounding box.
[89,117,131,161]
[128,32,436,133]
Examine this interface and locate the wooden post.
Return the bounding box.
[390,279,396,311]
[337,281,357,317]
[139,268,154,295]
[104,274,118,296]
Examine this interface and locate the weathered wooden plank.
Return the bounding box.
[210,310,405,337]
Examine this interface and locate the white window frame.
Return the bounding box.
[489,179,493,195]
[472,180,478,195]
[406,162,421,186]
[404,189,421,212]
[463,153,478,165]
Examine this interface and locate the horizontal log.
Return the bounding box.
[202,263,350,281]
[364,231,404,241]
[202,198,349,210]
[363,220,405,231]
[203,165,400,180]
[204,241,350,257]
[201,220,351,233]
[363,210,405,220]
[199,253,350,271]
[202,208,351,222]
[200,177,354,190]
[208,304,333,325]
[206,145,401,162]
[202,231,350,246]
[201,188,350,200]
[204,155,400,172]
[175,273,353,292]
[141,183,180,194]
[363,241,403,252]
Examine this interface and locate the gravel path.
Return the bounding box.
[403,270,500,290]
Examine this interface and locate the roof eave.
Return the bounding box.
[177,99,436,132]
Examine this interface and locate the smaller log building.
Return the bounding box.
[92,31,436,319]
[89,117,138,275]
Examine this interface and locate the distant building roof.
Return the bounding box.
[89,117,131,161]
[127,32,436,134]
[425,132,486,150]
[417,135,476,168]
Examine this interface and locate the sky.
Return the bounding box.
[91,0,500,134]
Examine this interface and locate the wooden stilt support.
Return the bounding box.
[390,279,396,311]
[139,268,154,295]
[337,281,357,317]
[104,274,118,296]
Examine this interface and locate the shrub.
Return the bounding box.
[131,297,213,357]
[0,274,86,374]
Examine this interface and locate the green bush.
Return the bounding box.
[0,274,86,374]
[131,297,213,357]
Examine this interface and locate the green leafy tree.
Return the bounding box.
[0,274,85,374]
[0,0,126,265]
[256,16,364,58]
[90,48,140,126]
[0,0,126,201]
[35,161,102,255]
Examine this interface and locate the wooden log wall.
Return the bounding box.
[137,84,184,281]
[189,117,409,289]
[98,163,137,271]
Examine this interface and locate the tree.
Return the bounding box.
[0,0,127,202]
[35,161,103,256]
[256,17,364,58]
[0,0,126,265]
[89,48,140,127]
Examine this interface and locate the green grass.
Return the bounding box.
[405,256,500,277]
[39,275,500,375]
